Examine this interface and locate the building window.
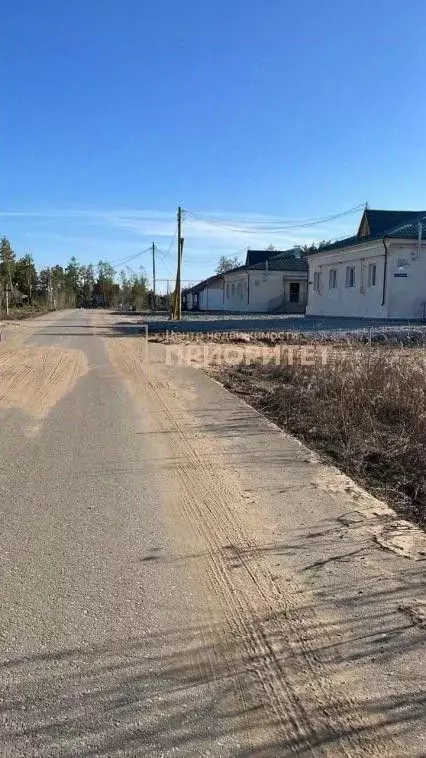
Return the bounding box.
[368,263,377,287]
[329,269,337,289]
[345,266,356,288]
[226,284,230,299]
[289,282,300,303]
[231,283,235,296]
[313,271,321,292]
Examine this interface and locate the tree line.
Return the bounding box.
[0,236,151,313]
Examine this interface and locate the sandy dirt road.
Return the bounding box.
[0,310,424,757]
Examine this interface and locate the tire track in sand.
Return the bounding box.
[106,336,399,757]
[0,346,88,418]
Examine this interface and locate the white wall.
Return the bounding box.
[306,242,386,318]
[387,243,426,319]
[307,240,426,319]
[198,280,224,311]
[223,270,307,313]
[224,270,249,310]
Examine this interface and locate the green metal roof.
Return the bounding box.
[249,249,308,272]
[245,249,287,266]
[308,210,426,255]
[361,209,426,237]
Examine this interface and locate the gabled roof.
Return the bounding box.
[385,217,426,240]
[307,235,361,254]
[358,209,426,238]
[308,209,426,256]
[249,249,308,272]
[245,249,285,266]
[190,273,224,293]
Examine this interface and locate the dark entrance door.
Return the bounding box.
[289,282,300,303]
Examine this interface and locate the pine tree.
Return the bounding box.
[0,237,16,291]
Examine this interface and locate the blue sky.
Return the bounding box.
[2,0,426,287]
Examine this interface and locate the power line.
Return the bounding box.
[183,204,364,234]
[111,249,151,267]
[154,227,178,281]
[108,246,152,268]
[158,227,177,258]
[150,248,176,277]
[185,205,362,229]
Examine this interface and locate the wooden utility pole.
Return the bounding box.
[48,268,53,310]
[27,254,33,304]
[174,206,183,319]
[152,242,156,311]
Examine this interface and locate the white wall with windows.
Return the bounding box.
[223,269,307,313]
[307,240,426,319]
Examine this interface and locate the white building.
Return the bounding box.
[187,249,308,314]
[307,209,426,320]
[198,275,225,311]
[223,251,308,313]
[185,274,225,311]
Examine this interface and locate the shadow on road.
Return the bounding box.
[1,574,424,757]
[25,321,146,339]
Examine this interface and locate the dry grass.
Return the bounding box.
[1,305,52,320]
[216,347,426,526]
